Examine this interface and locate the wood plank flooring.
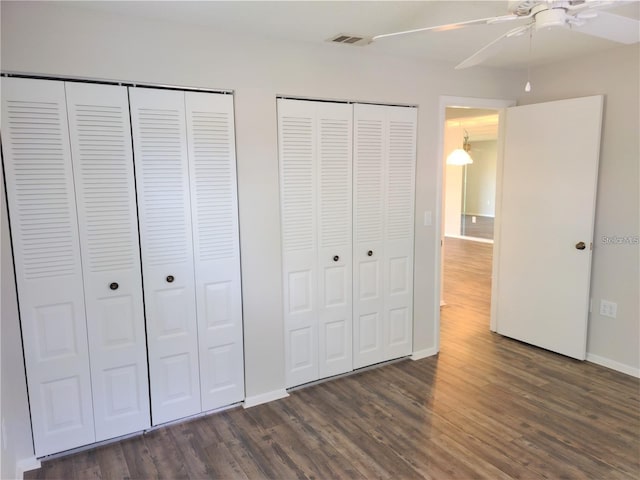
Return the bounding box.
[27,237,639,479]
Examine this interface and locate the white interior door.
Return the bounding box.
[129,87,201,424]
[1,77,95,456]
[185,91,245,411]
[65,82,150,440]
[316,102,353,379]
[493,95,603,360]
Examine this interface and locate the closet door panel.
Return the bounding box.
[353,104,385,369]
[316,103,353,379]
[278,99,318,388]
[1,77,95,455]
[383,106,417,361]
[185,92,244,410]
[129,88,201,424]
[66,82,151,440]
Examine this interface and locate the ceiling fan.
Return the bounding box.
[372,0,640,69]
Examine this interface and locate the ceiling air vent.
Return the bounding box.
[327,33,372,46]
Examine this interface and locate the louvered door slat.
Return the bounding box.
[129,88,201,425]
[66,82,150,441]
[185,92,244,411]
[278,99,318,388]
[317,103,353,379]
[1,77,95,456]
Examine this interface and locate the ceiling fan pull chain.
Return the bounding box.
[525,28,533,93]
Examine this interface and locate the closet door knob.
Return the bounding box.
[166,275,175,283]
[109,282,119,291]
[333,255,339,262]
[367,250,373,257]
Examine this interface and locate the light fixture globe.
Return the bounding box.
[446,148,473,165]
[446,129,473,165]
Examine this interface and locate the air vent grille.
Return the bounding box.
[327,33,371,46]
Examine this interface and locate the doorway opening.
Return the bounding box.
[443,107,499,244]
[434,96,515,352]
[441,107,500,345]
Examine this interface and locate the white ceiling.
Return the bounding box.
[447,108,499,141]
[71,0,640,70]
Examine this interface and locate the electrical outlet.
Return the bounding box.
[600,300,617,318]
[472,216,477,223]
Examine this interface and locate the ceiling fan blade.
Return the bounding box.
[572,11,640,44]
[372,14,521,41]
[454,24,532,69]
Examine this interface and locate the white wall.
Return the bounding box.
[520,44,640,374]
[1,180,35,479]
[465,140,497,217]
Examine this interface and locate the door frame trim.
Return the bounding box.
[434,96,516,352]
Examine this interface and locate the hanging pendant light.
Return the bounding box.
[446,129,473,165]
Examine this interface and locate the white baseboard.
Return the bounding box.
[411,347,439,361]
[16,457,41,479]
[444,234,494,244]
[586,353,640,378]
[243,389,289,408]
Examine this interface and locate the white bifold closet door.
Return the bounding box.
[353,104,417,369]
[130,88,244,424]
[130,88,201,425]
[278,99,353,388]
[65,82,150,441]
[185,92,244,411]
[2,78,151,456]
[1,77,96,456]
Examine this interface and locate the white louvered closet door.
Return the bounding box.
[316,103,353,379]
[0,77,95,456]
[353,104,386,369]
[129,88,201,425]
[353,104,417,368]
[65,82,150,440]
[185,92,245,411]
[278,99,318,388]
[383,106,417,361]
[279,99,354,388]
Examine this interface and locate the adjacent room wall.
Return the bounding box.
[520,44,640,374]
[465,140,497,217]
[443,122,464,237]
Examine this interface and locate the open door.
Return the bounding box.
[492,95,603,360]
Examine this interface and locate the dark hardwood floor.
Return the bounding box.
[27,237,640,479]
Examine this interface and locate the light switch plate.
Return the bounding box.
[600,299,617,318]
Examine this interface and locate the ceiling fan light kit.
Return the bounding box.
[370,0,640,69]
